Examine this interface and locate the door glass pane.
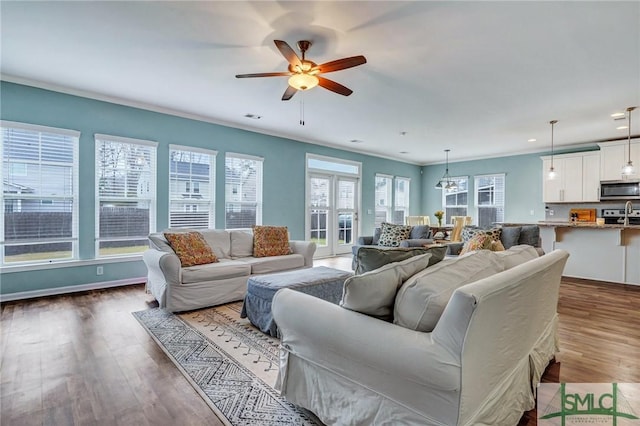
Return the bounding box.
[310,209,327,247]
[310,177,329,208]
[338,180,354,209]
[338,212,353,245]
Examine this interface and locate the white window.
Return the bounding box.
[394,177,410,224]
[442,176,469,224]
[475,174,505,228]
[169,145,216,229]
[374,174,393,226]
[225,153,263,228]
[1,121,79,265]
[95,134,157,257]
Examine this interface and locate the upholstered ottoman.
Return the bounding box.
[241,266,353,337]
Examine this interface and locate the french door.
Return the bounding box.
[308,174,359,257]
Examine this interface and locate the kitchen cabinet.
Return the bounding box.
[598,139,640,181]
[541,152,598,202]
[582,152,600,201]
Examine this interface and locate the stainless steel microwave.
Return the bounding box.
[599,180,640,200]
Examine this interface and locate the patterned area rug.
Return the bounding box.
[133,302,321,425]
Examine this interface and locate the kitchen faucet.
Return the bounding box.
[624,200,633,226]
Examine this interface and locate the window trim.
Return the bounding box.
[224,152,264,229]
[1,121,80,266]
[474,173,506,228]
[168,144,217,229]
[441,175,469,224]
[94,134,157,257]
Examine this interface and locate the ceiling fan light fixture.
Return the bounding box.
[288,73,319,91]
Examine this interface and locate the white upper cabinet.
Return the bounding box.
[582,152,600,202]
[541,151,600,203]
[598,139,640,181]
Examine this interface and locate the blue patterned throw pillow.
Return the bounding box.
[377,222,412,247]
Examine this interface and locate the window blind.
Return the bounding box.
[95,135,157,257]
[169,145,216,229]
[1,122,79,265]
[225,153,263,229]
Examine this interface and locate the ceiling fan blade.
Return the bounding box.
[317,77,353,96]
[282,85,298,101]
[235,72,292,78]
[312,55,367,74]
[274,40,302,68]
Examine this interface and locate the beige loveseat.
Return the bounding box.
[272,247,569,425]
[143,229,316,312]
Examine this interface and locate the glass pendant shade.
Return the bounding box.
[548,167,557,180]
[288,73,319,91]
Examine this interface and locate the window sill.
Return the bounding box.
[0,255,143,273]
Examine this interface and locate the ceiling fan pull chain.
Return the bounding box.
[300,96,305,126]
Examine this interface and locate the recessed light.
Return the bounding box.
[611,112,626,118]
[244,113,262,119]
[527,138,537,142]
[349,139,364,144]
[617,125,629,130]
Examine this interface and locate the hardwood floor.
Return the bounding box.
[2,256,639,425]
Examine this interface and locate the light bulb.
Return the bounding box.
[622,162,636,176]
[548,167,557,180]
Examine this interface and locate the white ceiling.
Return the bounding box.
[1,1,639,165]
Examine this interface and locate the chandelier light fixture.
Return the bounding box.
[434,149,458,191]
[622,106,636,176]
[547,120,558,180]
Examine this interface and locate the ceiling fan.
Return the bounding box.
[236,40,367,101]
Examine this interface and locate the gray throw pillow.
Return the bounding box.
[409,225,432,239]
[341,253,432,320]
[355,246,447,275]
[372,227,382,245]
[500,226,522,249]
[518,225,540,246]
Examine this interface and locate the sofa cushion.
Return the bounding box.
[243,254,305,275]
[253,226,292,257]
[494,244,539,269]
[181,259,251,284]
[500,226,522,249]
[518,225,540,246]
[393,250,503,332]
[230,229,254,258]
[355,246,447,275]
[199,229,231,259]
[164,231,219,267]
[378,222,412,247]
[341,253,432,319]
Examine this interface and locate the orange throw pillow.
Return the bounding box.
[253,226,292,257]
[164,231,218,267]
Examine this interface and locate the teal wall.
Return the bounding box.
[422,153,548,224]
[0,81,422,296]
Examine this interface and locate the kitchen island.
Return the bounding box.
[538,221,640,285]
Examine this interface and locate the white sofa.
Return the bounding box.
[272,247,569,425]
[143,229,316,312]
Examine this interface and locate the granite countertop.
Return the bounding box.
[537,221,640,229]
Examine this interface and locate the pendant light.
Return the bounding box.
[434,149,458,191]
[547,120,558,180]
[622,106,636,176]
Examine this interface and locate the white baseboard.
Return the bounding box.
[0,277,147,303]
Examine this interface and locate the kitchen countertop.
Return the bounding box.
[537,221,640,229]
